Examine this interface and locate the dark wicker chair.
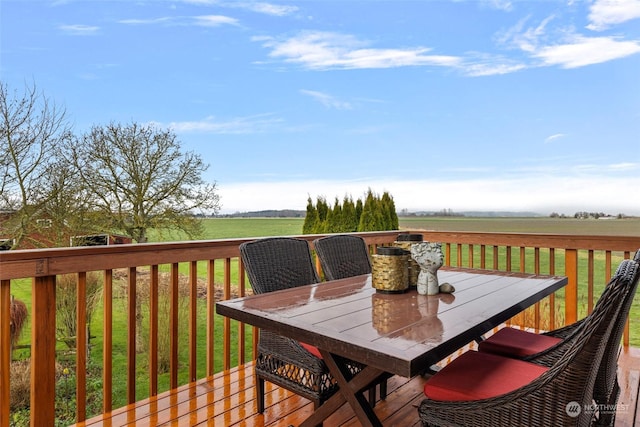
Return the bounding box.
[418,260,639,427]
[239,237,365,415]
[313,234,389,402]
[313,235,372,281]
[478,251,640,426]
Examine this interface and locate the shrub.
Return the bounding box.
[9,360,31,411]
[10,298,28,346]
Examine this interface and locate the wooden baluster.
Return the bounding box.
[170,263,179,389]
[103,269,113,413]
[149,265,159,396]
[565,249,579,325]
[549,248,556,330]
[587,250,595,314]
[76,272,87,422]
[237,259,245,364]
[127,267,137,404]
[444,243,451,267]
[189,261,198,382]
[31,275,57,425]
[534,248,541,331]
[223,258,231,371]
[206,259,216,377]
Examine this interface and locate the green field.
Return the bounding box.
[155,216,640,241]
[397,216,640,236]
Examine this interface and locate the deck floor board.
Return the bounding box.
[74,346,640,426]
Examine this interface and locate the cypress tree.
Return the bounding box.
[316,196,329,233]
[381,191,399,230]
[330,198,343,232]
[342,196,358,232]
[302,197,319,234]
[303,190,396,234]
[358,189,380,231]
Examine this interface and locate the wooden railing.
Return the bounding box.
[0,230,638,426]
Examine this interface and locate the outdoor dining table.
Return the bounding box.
[216,266,568,427]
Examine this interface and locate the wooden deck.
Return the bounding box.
[73,346,640,426]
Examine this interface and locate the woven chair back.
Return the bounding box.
[593,254,640,403]
[313,235,372,281]
[240,237,319,294]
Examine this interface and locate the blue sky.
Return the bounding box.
[2,0,639,215]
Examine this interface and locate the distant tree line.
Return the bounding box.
[399,208,464,217]
[549,212,627,219]
[219,209,305,218]
[303,189,399,234]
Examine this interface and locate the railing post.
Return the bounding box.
[31,275,57,426]
[1,280,11,427]
[565,249,579,325]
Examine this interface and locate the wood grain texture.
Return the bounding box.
[71,347,640,427]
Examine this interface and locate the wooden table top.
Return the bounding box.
[217,266,567,378]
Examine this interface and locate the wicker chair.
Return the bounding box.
[418,260,639,427]
[239,237,365,415]
[313,235,372,281]
[478,251,640,426]
[313,234,389,402]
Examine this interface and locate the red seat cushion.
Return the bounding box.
[478,327,562,358]
[423,351,548,401]
[300,342,323,359]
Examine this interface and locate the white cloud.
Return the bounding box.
[462,55,527,76]
[157,114,283,134]
[119,17,173,25]
[183,0,219,4]
[119,15,238,27]
[58,24,99,35]
[534,35,640,68]
[608,162,638,170]
[216,174,640,216]
[587,0,640,31]
[183,0,298,16]
[544,133,566,143]
[498,15,556,53]
[255,31,462,70]
[193,15,239,26]
[497,14,640,69]
[254,23,639,76]
[235,2,298,16]
[299,90,352,110]
[481,0,513,12]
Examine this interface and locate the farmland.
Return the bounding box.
[178,216,640,241]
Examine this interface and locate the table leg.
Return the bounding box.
[299,350,386,427]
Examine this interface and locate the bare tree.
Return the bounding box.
[40,156,97,246]
[69,122,220,243]
[0,82,72,247]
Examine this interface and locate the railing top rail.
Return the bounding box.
[417,230,640,251]
[0,231,397,280]
[1,230,638,281]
